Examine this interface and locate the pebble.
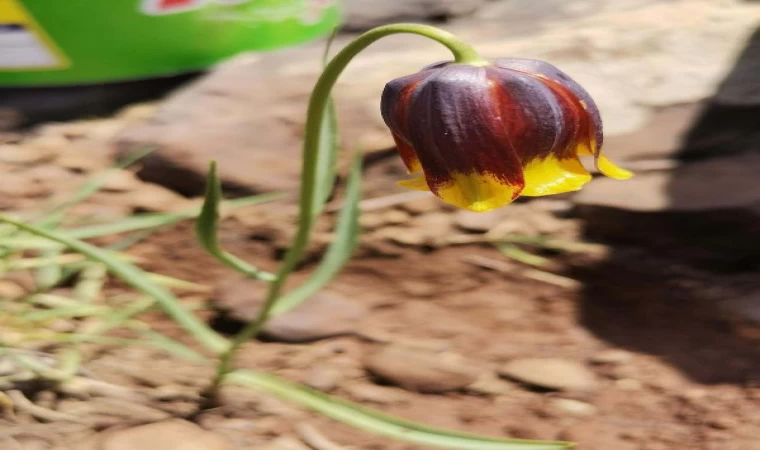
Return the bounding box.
[465,373,515,396]
[589,349,633,365]
[498,358,598,392]
[304,365,342,393]
[216,278,368,343]
[365,345,479,393]
[551,398,598,417]
[263,293,368,343]
[92,419,233,450]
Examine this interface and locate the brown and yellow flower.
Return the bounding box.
[381,58,632,212]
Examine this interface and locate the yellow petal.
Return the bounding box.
[436,172,522,212]
[521,156,592,196]
[597,155,633,180]
[397,175,430,191]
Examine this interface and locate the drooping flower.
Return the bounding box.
[381,58,632,212]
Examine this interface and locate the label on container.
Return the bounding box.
[0,0,68,69]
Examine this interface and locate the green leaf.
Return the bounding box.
[273,153,362,315]
[228,370,571,450]
[311,27,341,215]
[196,162,276,282]
[0,215,228,354]
[311,98,340,216]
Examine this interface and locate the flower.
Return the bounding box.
[381,58,632,212]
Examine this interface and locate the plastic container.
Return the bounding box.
[0,0,342,87]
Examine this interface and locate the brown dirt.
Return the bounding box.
[1,117,758,450]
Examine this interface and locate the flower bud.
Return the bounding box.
[381,58,631,212]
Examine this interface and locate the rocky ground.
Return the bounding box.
[1,1,759,449]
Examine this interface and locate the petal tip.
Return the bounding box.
[597,156,633,180]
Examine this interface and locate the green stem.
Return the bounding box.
[213,24,485,382]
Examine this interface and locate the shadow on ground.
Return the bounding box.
[573,27,760,384]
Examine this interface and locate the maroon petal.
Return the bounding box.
[493,58,603,153]
[404,64,525,193]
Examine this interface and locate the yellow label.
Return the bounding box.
[0,0,69,70]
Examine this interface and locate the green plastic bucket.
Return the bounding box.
[0,0,342,87]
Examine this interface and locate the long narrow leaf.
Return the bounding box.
[273,153,362,315]
[228,370,570,450]
[196,162,276,281]
[311,30,341,215]
[312,98,339,216]
[0,215,228,354]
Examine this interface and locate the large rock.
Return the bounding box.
[116,0,760,195]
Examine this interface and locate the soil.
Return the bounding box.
[0,115,758,450]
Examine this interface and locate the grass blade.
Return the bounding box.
[196,161,276,282]
[228,370,570,450]
[273,153,362,315]
[0,215,228,354]
[68,192,283,240]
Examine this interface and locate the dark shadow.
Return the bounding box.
[573,28,760,384]
[0,72,202,130]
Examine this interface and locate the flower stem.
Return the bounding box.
[212,24,485,384]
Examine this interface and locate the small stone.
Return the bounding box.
[217,279,367,343]
[465,373,515,396]
[498,358,598,392]
[551,398,597,417]
[304,365,342,393]
[589,349,633,365]
[263,293,367,343]
[98,419,232,450]
[454,210,506,233]
[365,345,479,393]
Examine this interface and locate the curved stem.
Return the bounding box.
[214,24,485,380]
